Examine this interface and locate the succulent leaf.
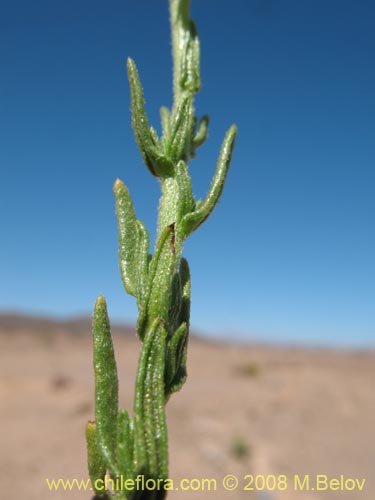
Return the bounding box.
[181,124,237,236]
[178,257,191,328]
[160,106,171,140]
[93,296,119,474]
[127,58,173,178]
[114,180,150,307]
[133,319,168,478]
[135,220,150,306]
[86,421,108,497]
[137,224,173,340]
[165,322,188,397]
[180,20,201,95]
[168,98,193,162]
[114,180,139,298]
[191,114,209,154]
[168,272,182,332]
[117,409,134,484]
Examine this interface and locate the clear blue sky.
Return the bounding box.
[1,0,374,347]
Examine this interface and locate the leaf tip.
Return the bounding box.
[127,57,138,81]
[94,296,109,319]
[95,295,106,307]
[85,420,96,433]
[229,123,238,137]
[113,178,125,193]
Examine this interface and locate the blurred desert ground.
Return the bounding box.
[0,314,374,500]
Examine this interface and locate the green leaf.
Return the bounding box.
[178,257,191,328]
[137,224,174,340]
[127,58,158,176]
[157,160,194,248]
[167,98,193,162]
[191,114,209,155]
[114,180,139,297]
[168,258,191,395]
[127,58,173,178]
[135,220,150,306]
[167,355,187,396]
[165,258,191,397]
[114,180,150,303]
[180,20,201,95]
[93,295,119,474]
[160,106,171,143]
[175,160,194,223]
[168,272,182,332]
[181,124,237,236]
[133,319,168,479]
[165,322,187,397]
[85,421,107,497]
[168,256,191,334]
[117,409,134,483]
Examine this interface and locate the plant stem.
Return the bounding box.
[86,1,237,498]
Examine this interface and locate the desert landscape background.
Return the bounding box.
[0,314,374,499]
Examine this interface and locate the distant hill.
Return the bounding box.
[0,312,136,337]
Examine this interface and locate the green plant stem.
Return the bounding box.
[86,1,237,498]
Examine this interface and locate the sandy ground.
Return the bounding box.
[0,325,374,500]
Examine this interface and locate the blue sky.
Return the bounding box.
[1,0,374,347]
